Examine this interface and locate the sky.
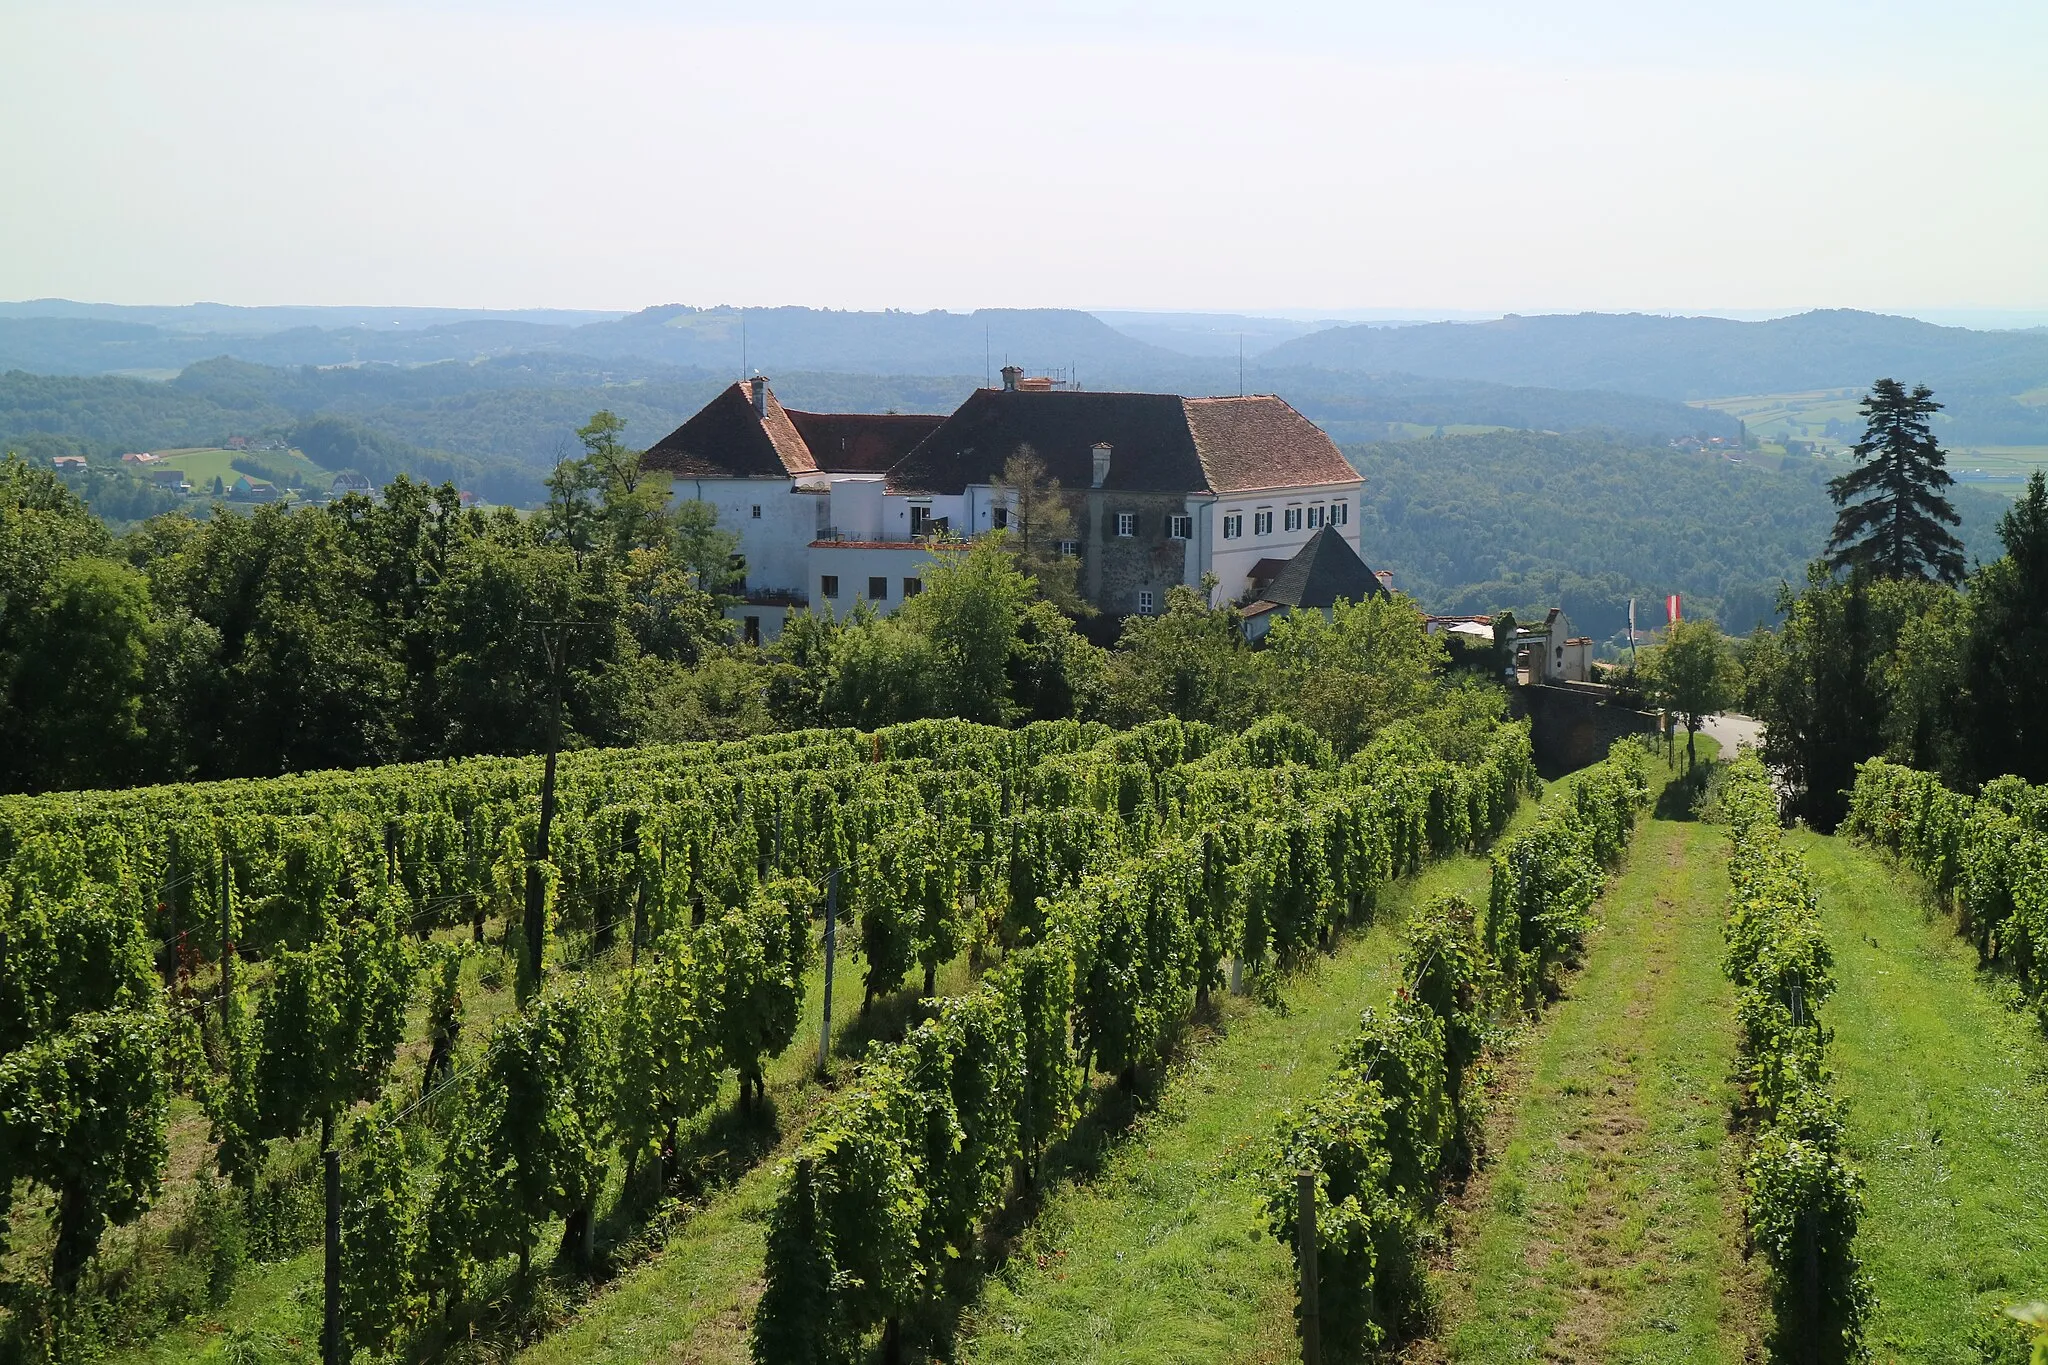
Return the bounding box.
[4,0,2046,318]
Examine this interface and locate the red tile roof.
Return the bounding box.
[885,389,1358,496]
[786,411,946,474]
[645,382,947,481]
[644,381,817,479]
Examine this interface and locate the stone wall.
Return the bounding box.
[1082,489,1196,617]
[1509,682,1660,778]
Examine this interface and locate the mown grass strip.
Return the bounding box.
[1795,831,2048,1362]
[1410,749,1762,1365]
[952,846,1506,1365]
[1419,810,1760,1364]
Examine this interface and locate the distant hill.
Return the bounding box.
[1357,430,2013,640]
[1263,309,2048,412]
[0,303,1180,380]
[2,349,1738,503]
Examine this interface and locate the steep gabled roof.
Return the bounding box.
[1182,395,1360,493]
[884,389,1358,495]
[1261,527,1388,609]
[786,411,946,474]
[644,381,818,479]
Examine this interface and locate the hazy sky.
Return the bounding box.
[5,0,2045,316]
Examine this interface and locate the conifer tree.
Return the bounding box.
[1824,379,1964,584]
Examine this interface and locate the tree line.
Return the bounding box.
[2,415,1476,799]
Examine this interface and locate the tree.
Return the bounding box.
[993,447,1084,613]
[1637,618,1740,767]
[1825,379,1964,585]
[1741,567,1883,830]
[671,498,744,602]
[1260,594,1448,755]
[1964,471,2048,784]
[893,536,1033,725]
[1100,581,1260,728]
[6,556,156,791]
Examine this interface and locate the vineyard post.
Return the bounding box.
[818,869,838,1076]
[323,1146,341,1365]
[1296,1171,1320,1365]
[218,848,233,1028]
[523,620,572,991]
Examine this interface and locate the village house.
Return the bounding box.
[642,368,1373,642]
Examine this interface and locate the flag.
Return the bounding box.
[1628,598,1636,642]
[1666,593,1682,624]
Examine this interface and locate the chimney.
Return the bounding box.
[750,375,769,417]
[1375,569,1395,594]
[1091,442,1112,488]
[1000,364,1022,392]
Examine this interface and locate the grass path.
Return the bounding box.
[952,843,1506,1365]
[1795,833,2048,1362]
[1411,782,1763,1364]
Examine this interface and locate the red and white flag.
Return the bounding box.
[1666,594,1682,624]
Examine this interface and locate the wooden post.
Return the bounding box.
[218,849,233,1028]
[1297,1171,1321,1365]
[819,870,838,1076]
[323,1146,342,1365]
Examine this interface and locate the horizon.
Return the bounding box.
[9,297,2048,335]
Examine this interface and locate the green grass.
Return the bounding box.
[1793,833,2048,1362]
[1421,769,1762,1364]
[952,837,1511,1365]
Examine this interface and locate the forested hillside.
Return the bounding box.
[1265,309,2048,400]
[1352,431,2009,638]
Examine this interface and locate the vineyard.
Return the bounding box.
[8,719,2048,1365]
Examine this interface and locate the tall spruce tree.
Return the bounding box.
[1824,378,1964,584]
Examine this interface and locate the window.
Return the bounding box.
[1222,513,1243,540]
[1283,506,1303,532]
[902,577,923,597]
[1116,512,1137,538]
[1138,590,1155,614]
[744,616,761,645]
[751,505,763,520]
[868,576,888,600]
[1307,504,1325,530]
[1331,499,1348,526]
[910,504,933,536]
[1253,509,1273,536]
[820,575,840,600]
[1168,514,1192,540]
[992,505,1009,529]
[1058,539,1079,557]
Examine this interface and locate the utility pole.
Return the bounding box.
[523,618,591,994]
